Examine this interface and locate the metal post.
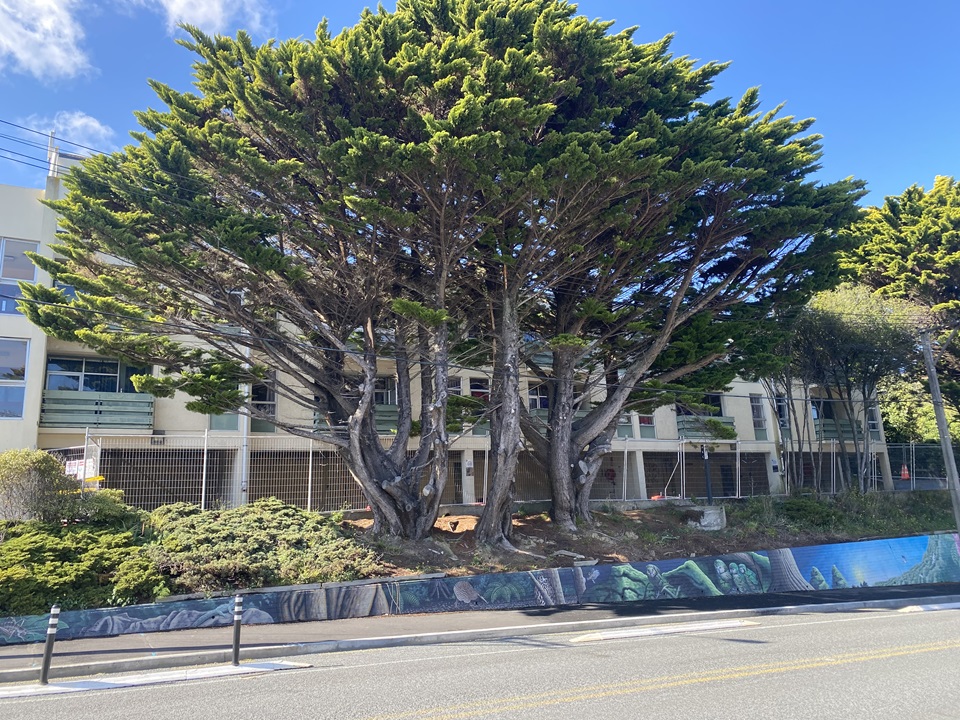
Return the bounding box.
[81,427,90,496]
[231,595,243,666]
[307,439,314,512]
[621,446,628,502]
[201,429,209,511]
[701,444,713,505]
[39,605,60,685]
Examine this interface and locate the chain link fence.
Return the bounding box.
[50,434,952,513]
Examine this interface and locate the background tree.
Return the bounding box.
[789,284,921,491]
[842,176,960,408]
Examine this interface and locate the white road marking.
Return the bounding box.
[0,661,309,699]
[570,619,759,643]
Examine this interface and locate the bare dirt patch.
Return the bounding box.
[346,504,850,578]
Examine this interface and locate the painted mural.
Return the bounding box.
[2,533,959,646]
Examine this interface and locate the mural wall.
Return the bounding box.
[2,533,959,646]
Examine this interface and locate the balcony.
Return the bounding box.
[375,405,399,435]
[40,391,154,429]
[676,415,736,439]
[815,419,881,442]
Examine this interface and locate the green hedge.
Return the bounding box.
[0,495,381,617]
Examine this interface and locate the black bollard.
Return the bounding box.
[39,605,60,685]
[232,595,243,666]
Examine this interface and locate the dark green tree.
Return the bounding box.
[842,176,960,412]
[20,0,863,546]
[518,90,864,528]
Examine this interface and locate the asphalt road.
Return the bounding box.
[6,603,960,719]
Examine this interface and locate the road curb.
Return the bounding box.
[5,593,960,686]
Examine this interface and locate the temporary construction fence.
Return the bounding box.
[46,434,948,514]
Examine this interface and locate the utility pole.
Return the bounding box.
[920,330,960,534]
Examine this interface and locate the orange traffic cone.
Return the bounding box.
[900,464,910,480]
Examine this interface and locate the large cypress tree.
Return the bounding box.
[22,0,863,545]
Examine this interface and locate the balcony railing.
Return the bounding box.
[676,415,736,439]
[815,419,881,442]
[40,391,154,429]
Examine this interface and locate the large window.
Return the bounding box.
[0,238,39,316]
[0,339,28,418]
[46,357,150,393]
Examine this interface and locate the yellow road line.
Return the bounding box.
[362,639,960,720]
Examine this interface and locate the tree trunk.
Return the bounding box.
[545,347,579,531]
[476,295,521,548]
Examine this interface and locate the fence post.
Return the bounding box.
[232,595,243,666]
[201,429,209,511]
[39,605,60,685]
[307,439,314,512]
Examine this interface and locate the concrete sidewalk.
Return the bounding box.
[3,583,960,685]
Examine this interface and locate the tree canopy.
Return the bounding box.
[22,0,863,544]
[842,176,960,416]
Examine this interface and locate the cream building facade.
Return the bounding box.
[0,151,895,511]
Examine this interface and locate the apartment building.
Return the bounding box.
[0,150,894,511]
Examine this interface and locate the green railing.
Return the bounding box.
[815,419,881,442]
[40,390,154,429]
[676,415,736,439]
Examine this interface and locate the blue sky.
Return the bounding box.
[1,0,957,207]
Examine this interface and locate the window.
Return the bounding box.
[528,383,549,410]
[447,376,463,396]
[750,394,767,440]
[374,377,397,406]
[0,238,39,316]
[867,405,881,436]
[0,339,28,418]
[0,283,23,315]
[676,392,723,416]
[775,396,790,429]
[1,238,39,282]
[469,378,489,400]
[209,413,239,431]
[45,357,150,393]
[250,377,276,433]
[637,414,656,439]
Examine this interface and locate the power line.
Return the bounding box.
[0,119,105,156]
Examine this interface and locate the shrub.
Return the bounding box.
[778,496,843,528]
[0,449,82,522]
[0,523,154,616]
[147,497,382,594]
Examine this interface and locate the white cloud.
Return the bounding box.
[0,0,91,80]
[21,111,117,156]
[124,0,271,35]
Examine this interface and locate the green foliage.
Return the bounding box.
[700,419,739,441]
[147,497,382,593]
[0,449,83,523]
[725,491,955,537]
[779,497,843,528]
[0,522,157,616]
